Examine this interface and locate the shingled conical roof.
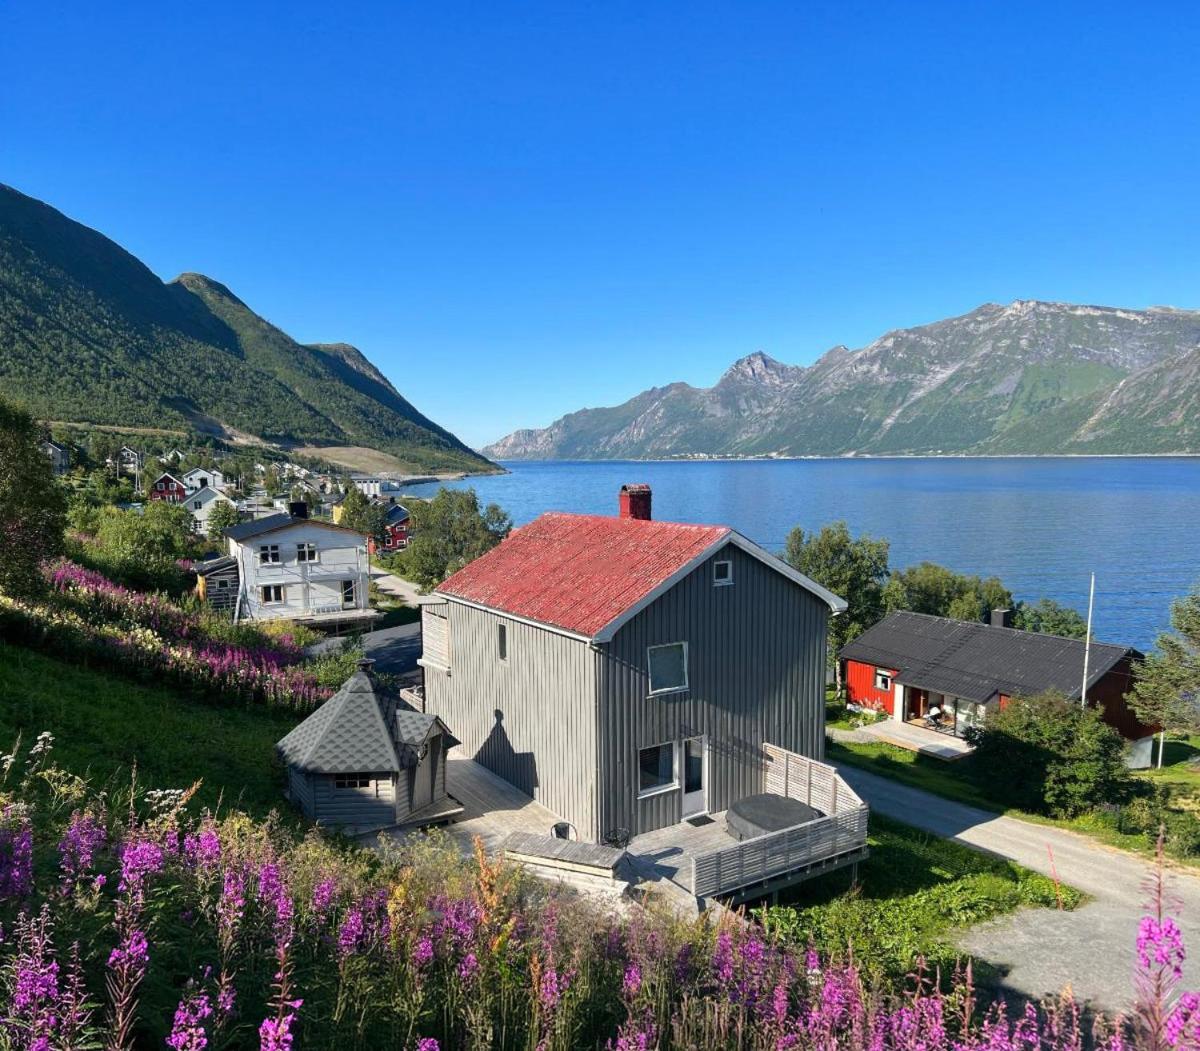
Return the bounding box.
[276,668,401,774]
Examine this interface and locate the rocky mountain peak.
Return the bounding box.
[719,350,795,386]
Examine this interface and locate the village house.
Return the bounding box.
[186,485,237,537]
[40,439,70,475]
[416,484,869,901]
[351,475,405,503]
[277,659,460,831]
[839,609,1153,758]
[370,503,412,554]
[147,471,188,503]
[194,503,378,626]
[182,466,227,492]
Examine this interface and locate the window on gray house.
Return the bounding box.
[296,542,318,563]
[259,544,280,564]
[713,559,733,585]
[333,773,371,789]
[647,642,688,695]
[498,623,507,660]
[638,743,677,796]
[193,500,202,510]
[261,584,285,604]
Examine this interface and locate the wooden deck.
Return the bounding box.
[373,747,565,854]
[859,719,974,761]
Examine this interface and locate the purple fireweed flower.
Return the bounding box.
[258,999,301,1051]
[539,967,567,1012]
[0,807,33,899]
[415,1040,439,1051]
[218,869,246,943]
[1167,991,1200,1048]
[622,962,642,998]
[1138,915,1187,979]
[167,982,214,1050]
[338,908,365,959]
[117,837,165,899]
[458,952,479,982]
[58,810,106,891]
[310,877,336,921]
[108,928,150,971]
[712,931,734,985]
[412,935,434,969]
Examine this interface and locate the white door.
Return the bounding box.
[680,736,707,818]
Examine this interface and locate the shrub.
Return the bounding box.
[965,691,1131,817]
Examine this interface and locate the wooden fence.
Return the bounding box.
[690,744,869,899]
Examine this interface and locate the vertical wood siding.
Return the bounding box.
[844,659,897,715]
[288,767,315,818]
[597,544,829,837]
[422,605,600,837]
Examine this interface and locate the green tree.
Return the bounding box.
[394,487,512,589]
[338,485,387,539]
[965,690,1131,816]
[883,561,1013,622]
[1013,598,1088,639]
[89,501,196,590]
[784,521,890,690]
[205,500,242,537]
[0,395,67,597]
[1130,582,1200,767]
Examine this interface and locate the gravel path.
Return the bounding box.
[835,764,1200,1011]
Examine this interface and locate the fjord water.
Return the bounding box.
[405,458,1200,650]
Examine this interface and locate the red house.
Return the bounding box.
[839,609,1152,742]
[148,472,188,503]
[368,503,412,555]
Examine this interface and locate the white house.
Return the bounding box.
[187,486,237,537]
[196,506,377,626]
[183,467,227,492]
[350,475,405,503]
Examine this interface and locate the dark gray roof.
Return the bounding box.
[277,670,455,774]
[385,503,410,524]
[223,513,294,541]
[196,555,237,575]
[839,611,1136,704]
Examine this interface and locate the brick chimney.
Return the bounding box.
[990,608,1014,629]
[619,484,652,521]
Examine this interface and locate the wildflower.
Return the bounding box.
[108,928,150,970]
[338,907,365,959]
[1137,915,1187,980]
[415,1040,439,1051]
[310,877,336,922]
[622,962,642,998]
[712,930,734,984]
[412,935,434,969]
[117,837,165,900]
[167,981,214,1051]
[58,810,106,891]
[458,952,479,982]
[258,1001,301,1051]
[0,807,33,899]
[1167,991,1200,1048]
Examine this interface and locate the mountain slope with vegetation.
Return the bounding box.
[0,183,492,473]
[486,301,1200,458]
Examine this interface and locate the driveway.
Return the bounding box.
[362,621,421,674]
[836,764,1200,1012]
[370,566,422,605]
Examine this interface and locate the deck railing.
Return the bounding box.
[690,744,869,899]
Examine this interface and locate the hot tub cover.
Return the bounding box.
[726,793,820,841]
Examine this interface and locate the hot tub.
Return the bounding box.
[725,793,820,841]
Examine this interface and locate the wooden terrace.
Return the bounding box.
[371,744,868,908]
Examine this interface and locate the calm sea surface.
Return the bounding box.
[403,458,1200,650]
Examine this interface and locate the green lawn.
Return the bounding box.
[0,641,300,820]
[828,735,1200,866]
[758,814,1080,982]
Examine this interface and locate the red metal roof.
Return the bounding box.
[436,512,730,638]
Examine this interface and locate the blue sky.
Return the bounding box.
[4,2,1199,447]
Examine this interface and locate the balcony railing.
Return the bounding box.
[690,744,869,900]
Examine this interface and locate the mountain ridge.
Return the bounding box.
[484,300,1200,459]
[0,184,492,474]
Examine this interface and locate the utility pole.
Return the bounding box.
[1080,572,1095,707]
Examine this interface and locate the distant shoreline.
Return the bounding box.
[484,452,1200,464]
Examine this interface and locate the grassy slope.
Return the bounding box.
[760,813,1079,981]
[0,641,298,819]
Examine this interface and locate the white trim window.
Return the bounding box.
[261,584,285,604]
[713,559,733,586]
[296,542,318,563]
[637,742,678,798]
[647,642,688,695]
[192,500,203,510]
[258,544,281,565]
[874,670,893,692]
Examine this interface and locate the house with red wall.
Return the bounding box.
[369,503,412,555]
[839,609,1152,745]
[147,472,188,503]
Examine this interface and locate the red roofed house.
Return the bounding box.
[148,472,188,503]
[419,485,866,897]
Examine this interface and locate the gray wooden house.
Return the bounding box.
[419,484,850,846]
[277,661,459,831]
